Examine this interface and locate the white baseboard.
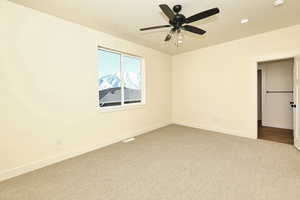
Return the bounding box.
[295,139,300,151]
[0,121,171,183]
[173,120,256,139]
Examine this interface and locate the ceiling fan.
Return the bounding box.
[140,4,220,46]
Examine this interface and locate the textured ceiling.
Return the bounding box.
[8,0,300,54]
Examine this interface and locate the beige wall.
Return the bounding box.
[0,1,171,181]
[2,0,300,182]
[259,59,294,129]
[172,24,300,139]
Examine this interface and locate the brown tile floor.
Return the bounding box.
[258,121,294,144]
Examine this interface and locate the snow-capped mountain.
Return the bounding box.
[99,72,140,90]
[99,73,121,90]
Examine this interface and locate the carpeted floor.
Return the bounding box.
[1,125,300,200]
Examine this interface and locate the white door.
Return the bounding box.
[293,57,300,150]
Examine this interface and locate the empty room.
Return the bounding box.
[1,0,300,199]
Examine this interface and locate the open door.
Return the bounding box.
[294,57,300,150]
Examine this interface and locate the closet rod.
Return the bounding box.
[266,91,293,93]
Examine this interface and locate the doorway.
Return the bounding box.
[257,58,294,144]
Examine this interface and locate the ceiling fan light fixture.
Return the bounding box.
[174,29,184,47]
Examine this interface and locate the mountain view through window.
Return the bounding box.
[98,49,142,108]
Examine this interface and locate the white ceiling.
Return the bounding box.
[9,0,300,55]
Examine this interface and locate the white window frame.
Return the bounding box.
[98,47,146,112]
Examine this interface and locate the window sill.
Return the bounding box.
[99,103,146,113]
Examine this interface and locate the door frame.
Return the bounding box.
[253,52,299,140]
[257,69,263,124]
[294,57,300,150]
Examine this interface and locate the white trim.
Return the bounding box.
[295,138,300,150]
[0,122,171,183]
[173,120,256,139]
[99,103,145,113]
[98,48,145,111]
[121,54,124,106]
[253,51,300,139]
[141,58,146,105]
[98,46,142,58]
[294,57,300,151]
[261,68,267,127]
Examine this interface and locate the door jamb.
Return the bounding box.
[253,52,299,139]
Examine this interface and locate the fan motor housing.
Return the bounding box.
[168,5,185,29]
[170,14,186,29]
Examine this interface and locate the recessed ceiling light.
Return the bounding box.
[241,19,249,24]
[274,0,284,6]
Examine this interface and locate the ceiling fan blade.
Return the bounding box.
[140,25,171,31]
[185,8,220,24]
[159,4,175,20]
[184,25,206,35]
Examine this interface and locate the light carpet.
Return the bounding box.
[1,125,300,200]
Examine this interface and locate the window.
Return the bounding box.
[98,48,144,109]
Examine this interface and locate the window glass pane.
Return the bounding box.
[98,50,121,107]
[123,56,142,104]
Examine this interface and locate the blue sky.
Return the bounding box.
[98,50,141,77]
